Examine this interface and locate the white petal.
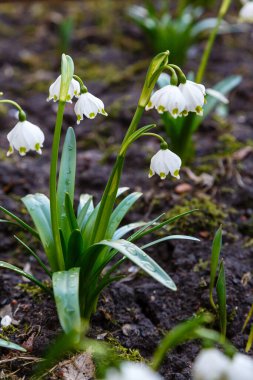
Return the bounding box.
[192,349,230,380]
[227,353,253,380]
[105,362,163,380]
[239,2,253,22]
[1,315,12,327]
[48,75,80,103]
[206,88,229,104]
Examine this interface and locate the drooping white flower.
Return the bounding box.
[206,88,229,104]
[149,148,181,180]
[145,85,186,118]
[179,80,206,116]
[192,349,253,380]
[192,349,230,380]
[47,75,80,102]
[7,120,45,156]
[105,362,163,380]
[239,1,253,22]
[227,353,253,380]
[1,315,12,327]
[74,92,108,123]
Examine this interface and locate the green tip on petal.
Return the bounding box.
[148,169,154,178]
[195,106,203,115]
[35,143,41,152]
[19,147,27,156]
[158,105,165,114]
[53,95,58,101]
[101,109,108,116]
[159,172,166,180]
[147,101,152,109]
[66,94,71,101]
[174,169,180,178]
[7,146,13,157]
[172,108,179,115]
[89,112,95,119]
[181,109,188,117]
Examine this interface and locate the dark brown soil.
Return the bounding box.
[0,1,252,379]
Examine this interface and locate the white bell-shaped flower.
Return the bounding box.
[227,353,253,380]
[239,1,253,22]
[105,362,163,380]
[149,148,181,180]
[74,92,108,123]
[7,120,45,156]
[192,349,230,380]
[179,80,206,116]
[145,85,186,118]
[47,75,80,102]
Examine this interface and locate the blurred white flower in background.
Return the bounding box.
[239,1,253,22]
[7,120,44,156]
[192,348,253,380]
[104,362,163,380]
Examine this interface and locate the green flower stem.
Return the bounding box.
[143,132,167,145]
[90,105,145,244]
[196,0,231,84]
[0,99,23,114]
[73,75,88,94]
[49,100,66,271]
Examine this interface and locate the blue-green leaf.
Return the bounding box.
[113,222,147,240]
[53,268,81,334]
[141,235,200,249]
[22,193,57,271]
[77,194,94,217]
[97,239,177,291]
[0,338,26,352]
[106,192,142,239]
[0,261,49,291]
[57,127,76,241]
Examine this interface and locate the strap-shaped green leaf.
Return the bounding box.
[57,127,76,240]
[66,230,84,269]
[77,194,94,216]
[0,205,39,238]
[216,260,227,337]
[0,261,48,291]
[141,234,200,249]
[65,192,79,232]
[81,187,130,248]
[77,197,93,232]
[192,75,242,132]
[106,192,142,239]
[53,268,81,334]
[0,338,26,352]
[97,239,177,291]
[210,226,222,310]
[22,193,57,271]
[113,222,147,240]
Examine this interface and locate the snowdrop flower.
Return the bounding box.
[145,85,186,118]
[47,75,80,102]
[1,315,12,327]
[206,88,229,104]
[7,120,44,156]
[192,348,253,380]
[179,80,206,116]
[227,353,253,380]
[104,362,163,380]
[239,1,253,22]
[192,348,230,380]
[74,92,108,123]
[149,148,181,180]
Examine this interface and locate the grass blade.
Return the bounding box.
[210,226,222,310]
